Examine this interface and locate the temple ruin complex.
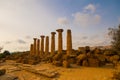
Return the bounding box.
[30,29,72,57]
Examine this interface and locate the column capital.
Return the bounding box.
[67,29,71,32]
[40,35,45,38]
[33,38,37,40]
[56,29,64,33]
[51,32,56,35]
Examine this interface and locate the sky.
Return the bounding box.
[0,0,120,52]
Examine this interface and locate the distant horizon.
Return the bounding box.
[0,44,112,53]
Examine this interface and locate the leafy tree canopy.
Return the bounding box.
[108,24,120,53]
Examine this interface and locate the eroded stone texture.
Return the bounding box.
[33,38,37,55]
[67,29,72,55]
[56,29,64,54]
[45,36,49,54]
[30,44,34,55]
[40,35,45,54]
[37,39,40,56]
[51,32,56,55]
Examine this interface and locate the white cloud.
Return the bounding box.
[84,4,96,13]
[73,12,101,27]
[57,17,69,25]
[72,4,101,27]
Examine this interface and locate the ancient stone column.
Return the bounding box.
[40,35,45,54]
[67,29,72,55]
[51,32,56,55]
[56,29,64,54]
[37,39,40,55]
[33,38,37,55]
[45,36,49,54]
[30,44,33,55]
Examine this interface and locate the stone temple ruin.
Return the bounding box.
[29,29,73,67]
[29,29,101,67]
[28,29,119,68]
[30,29,72,56]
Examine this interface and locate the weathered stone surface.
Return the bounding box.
[88,58,100,67]
[0,69,6,76]
[77,54,87,61]
[0,74,18,80]
[37,39,40,56]
[52,61,62,67]
[53,53,63,61]
[40,35,45,55]
[56,29,63,54]
[82,60,89,67]
[76,54,87,65]
[45,36,49,54]
[62,60,70,68]
[18,65,59,78]
[33,38,37,55]
[51,32,56,55]
[0,58,6,63]
[68,57,76,64]
[16,57,22,63]
[30,44,33,55]
[67,29,72,56]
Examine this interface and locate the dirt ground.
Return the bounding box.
[0,60,115,80]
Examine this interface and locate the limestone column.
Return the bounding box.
[33,38,37,55]
[37,39,40,55]
[67,29,72,55]
[40,35,45,54]
[51,32,56,55]
[45,36,49,54]
[30,44,33,55]
[56,29,64,53]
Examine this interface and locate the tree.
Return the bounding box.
[0,50,10,58]
[3,50,10,55]
[108,25,120,53]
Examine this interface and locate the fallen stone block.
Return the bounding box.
[0,74,18,80]
[0,69,6,76]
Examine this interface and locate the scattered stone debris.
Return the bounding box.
[0,69,18,80]
[0,74,18,80]
[62,60,70,68]
[0,69,6,76]
[88,58,100,67]
[52,61,62,67]
[18,64,59,78]
[112,71,120,80]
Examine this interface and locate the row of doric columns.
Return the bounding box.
[30,29,72,56]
